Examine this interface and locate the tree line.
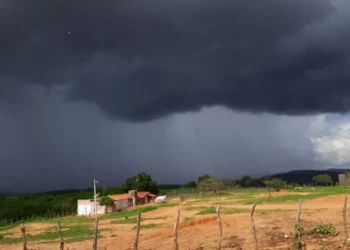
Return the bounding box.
[0,171,341,225]
[0,173,158,225]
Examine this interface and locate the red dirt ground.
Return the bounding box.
[3,193,350,250]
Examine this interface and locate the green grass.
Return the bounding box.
[0,203,175,237]
[132,223,162,230]
[45,216,94,224]
[212,200,247,206]
[242,186,350,205]
[183,216,194,223]
[189,206,293,215]
[111,215,168,224]
[100,203,177,220]
[0,216,94,232]
[65,235,94,243]
[111,217,138,224]
[0,222,22,232]
[185,186,350,206]
[184,190,265,205]
[145,216,168,220]
[61,225,94,238]
[258,209,294,213]
[243,195,309,204]
[0,232,12,237]
[227,192,264,199]
[30,225,93,240]
[0,237,22,244]
[196,207,217,215]
[1,186,347,245]
[185,205,248,214]
[183,206,208,211]
[306,223,338,236]
[0,225,94,245]
[196,207,250,215]
[100,206,158,219]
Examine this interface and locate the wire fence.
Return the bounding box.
[15,196,350,250]
[0,211,77,227]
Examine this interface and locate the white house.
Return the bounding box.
[77,190,157,216]
[77,199,105,216]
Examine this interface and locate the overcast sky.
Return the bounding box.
[1,0,350,193]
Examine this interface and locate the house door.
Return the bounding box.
[78,205,91,216]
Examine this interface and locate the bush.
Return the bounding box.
[309,223,337,236]
[264,179,286,192]
[99,196,114,206]
[197,177,225,193]
[299,223,338,236]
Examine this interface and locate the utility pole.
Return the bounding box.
[93,179,99,217]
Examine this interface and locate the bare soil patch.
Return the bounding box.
[256,190,312,198]
[3,192,350,249]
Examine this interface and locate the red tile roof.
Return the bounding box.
[108,191,156,201]
[137,191,151,198]
[108,194,129,201]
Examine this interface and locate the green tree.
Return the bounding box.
[123,172,159,194]
[183,181,197,188]
[240,175,253,187]
[264,179,286,195]
[312,174,332,186]
[345,172,350,180]
[99,196,114,206]
[288,182,300,188]
[223,180,236,189]
[197,177,225,194]
[197,174,211,183]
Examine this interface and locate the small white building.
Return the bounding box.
[154,195,167,203]
[77,190,157,216]
[77,199,106,216]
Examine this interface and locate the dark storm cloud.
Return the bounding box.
[2,0,350,122]
[0,86,321,192]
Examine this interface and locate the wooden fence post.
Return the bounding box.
[134,213,141,250]
[93,217,99,250]
[57,221,64,250]
[20,224,27,250]
[173,207,180,250]
[344,196,349,240]
[250,204,258,250]
[216,206,223,250]
[294,200,303,250]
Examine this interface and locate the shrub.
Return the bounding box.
[99,196,114,206]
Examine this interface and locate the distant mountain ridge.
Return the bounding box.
[2,169,350,195]
[326,168,350,172]
[267,169,350,185]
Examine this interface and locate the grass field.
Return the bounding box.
[1,186,350,249]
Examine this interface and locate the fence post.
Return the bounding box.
[20,224,27,250]
[57,221,64,250]
[216,206,223,250]
[294,200,303,249]
[93,217,99,250]
[344,196,349,240]
[173,207,180,250]
[250,204,258,250]
[134,213,141,250]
